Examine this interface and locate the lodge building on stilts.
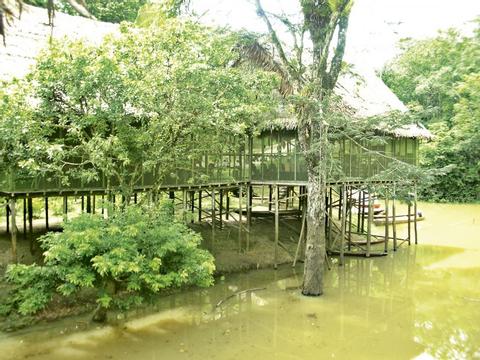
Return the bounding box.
[0,5,432,266]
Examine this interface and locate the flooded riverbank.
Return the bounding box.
[1,202,479,360]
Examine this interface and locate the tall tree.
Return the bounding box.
[252,0,353,295]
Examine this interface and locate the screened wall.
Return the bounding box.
[0,131,419,193]
[250,130,418,182]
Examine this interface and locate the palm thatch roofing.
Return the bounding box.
[0,5,432,140]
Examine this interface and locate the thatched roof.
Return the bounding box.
[0,5,117,80]
[0,5,432,140]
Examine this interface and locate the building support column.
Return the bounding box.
[384,190,389,253]
[366,186,373,258]
[274,184,279,270]
[45,197,49,231]
[340,183,347,266]
[392,182,397,251]
[10,198,17,263]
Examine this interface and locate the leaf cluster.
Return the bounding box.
[382,20,480,202]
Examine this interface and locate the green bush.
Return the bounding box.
[2,201,215,318]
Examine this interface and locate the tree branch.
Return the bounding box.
[254,0,294,78]
[327,14,349,89]
[64,0,96,19]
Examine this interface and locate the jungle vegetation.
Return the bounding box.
[382,20,480,202]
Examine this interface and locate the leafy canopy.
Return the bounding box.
[0,18,279,195]
[382,21,480,201]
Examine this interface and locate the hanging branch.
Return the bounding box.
[254,0,297,81]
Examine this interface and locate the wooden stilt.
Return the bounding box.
[340,183,347,265]
[134,193,137,204]
[384,191,389,253]
[182,190,187,222]
[338,185,343,219]
[191,191,195,224]
[10,198,17,263]
[226,190,230,220]
[211,189,215,243]
[414,183,418,245]
[101,195,105,215]
[63,195,68,223]
[45,197,49,231]
[86,195,92,214]
[246,186,251,252]
[27,197,33,252]
[219,189,223,229]
[392,183,397,251]
[238,185,243,253]
[23,198,26,239]
[366,187,373,257]
[357,188,361,231]
[348,186,353,251]
[268,185,272,212]
[361,190,366,233]
[6,202,10,234]
[328,187,333,250]
[198,190,202,222]
[274,184,279,270]
[325,191,329,238]
[407,195,412,246]
[81,196,85,212]
[92,195,96,214]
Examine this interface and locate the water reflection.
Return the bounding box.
[2,245,480,359]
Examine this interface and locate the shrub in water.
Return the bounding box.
[2,201,215,321]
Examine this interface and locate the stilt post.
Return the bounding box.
[45,197,49,231]
[340,183,347,265]
[384,189,389,253]
[10,198,17,263]
[392,183,397,251]
[274,184,279,270]
[366,186,373,257]
[414,183,418,245]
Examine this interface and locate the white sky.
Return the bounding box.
[192,0,480,70]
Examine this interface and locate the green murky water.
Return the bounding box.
[1,202,480,360]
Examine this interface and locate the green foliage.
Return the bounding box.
[2,201,215,316]
[0,18,279,196]
[24,0,147,23]
[382,21,480,202]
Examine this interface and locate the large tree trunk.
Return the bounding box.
[302,170,326,296]
[297,99,328,296]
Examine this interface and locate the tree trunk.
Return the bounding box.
[297,102,327,296]
[302,166,326,296]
